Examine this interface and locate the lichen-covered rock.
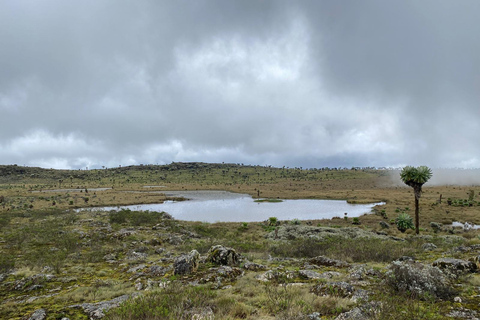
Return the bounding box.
[311,281,355,298]
[447,307,479,319]
[379,221,389,229]
[174,250,200,275]
[103,253,117,262]
[126,251,148,261]
[207,245,239,266]
[184,307,214,320]
[167,235,183,245]
[299,270,323,280]
[70,294,138,319]
[266,225,394,241]
[432,258,477,274]
[256,269,296,282]
[113,228,136,239]
[430,222,443,233]
[28,308,46,320]
[421,243,438,251]
[201,266,244,286]
[243,261,267,271]
[147,265,172,277]
[299,270,341,280]
[310,256,350,268]
[349,265,378,280]
[335,302,380,320]
[385,261,455,300]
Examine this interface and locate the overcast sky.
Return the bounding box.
[1,1,479,169]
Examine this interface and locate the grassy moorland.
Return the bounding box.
[0,163,480,319]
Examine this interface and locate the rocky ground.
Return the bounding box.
[1,211,480,319]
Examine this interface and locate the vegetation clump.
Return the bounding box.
[395,212,415,233]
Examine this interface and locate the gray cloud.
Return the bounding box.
[1,1,479,170]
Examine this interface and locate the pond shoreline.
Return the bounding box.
[77,190,384,223]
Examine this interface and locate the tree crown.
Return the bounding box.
[400,166,432,186]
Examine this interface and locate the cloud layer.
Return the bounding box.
[1,1,479,169]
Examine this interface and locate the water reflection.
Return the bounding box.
[87,190,383,223]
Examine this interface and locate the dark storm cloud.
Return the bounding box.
[0,1,479,170]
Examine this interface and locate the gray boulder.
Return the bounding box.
[335,302,380,320]
[174,250,200,275]
[243,261,267,271]
[433,258,477,274]
[421,243,437,251]
[311,281,355,298]
[70,294,137,319]
[310,256,350,268]
[207,245,239,266]
[299,270,323,280]
[28,309,46,320]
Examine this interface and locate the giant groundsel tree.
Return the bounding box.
[400,166,432,234]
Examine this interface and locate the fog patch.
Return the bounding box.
[388,168,480,186]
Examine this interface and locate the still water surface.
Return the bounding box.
[90,191,383,223]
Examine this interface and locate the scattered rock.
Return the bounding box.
[256,269,296,282]
[154,247,166,255]
[243,261,267,271]
[113,228,136,239]
[422,243,438,251]
[184,307,214,320]
[70,294,138,319]
[447,307,479,319]
[147,265,171,277]
[174,250,200,275]
[14,274,54,291]
[311,281,355,298]
[433,258,477,274]
[349,265,378,280]
[134,279,143,291]
[266,225,393,241]
[103,253,117,262]
[430,222,443,233]
[127,264,146,273]
[28,308,46,320]
[299,270,341,280]
[207,245,240,266]
[335,302,380,320]
[299,269,323,280]
[310,256,350,268]
[201,266,244,286]
[379,221,389,229]
[351,289,370,302]
[126,251,148,261]
[167,235,183,245]
[397,256,415,262]
[308,312,321,320]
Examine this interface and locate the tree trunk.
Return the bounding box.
[415,197,419,234]
[414,186,422,235]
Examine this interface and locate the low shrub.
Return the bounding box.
[270,237,414,263]
[105,283,217,320]
[385,261,456,300]
[109,209,167,226]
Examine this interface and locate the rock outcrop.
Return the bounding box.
[207,245,239,266]
[432,258,477,274]
[174,250,200,275]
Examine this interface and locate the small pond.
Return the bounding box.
[84,190,384,223]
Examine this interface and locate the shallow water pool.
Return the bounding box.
[84,190,384,223]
